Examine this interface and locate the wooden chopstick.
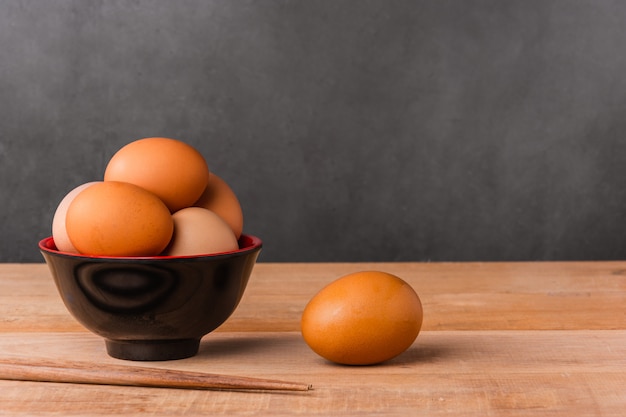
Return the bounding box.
[0,358,312,392]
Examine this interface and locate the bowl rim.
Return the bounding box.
[39,234,262,261]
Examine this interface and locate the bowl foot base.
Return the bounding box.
[105,338,200,361]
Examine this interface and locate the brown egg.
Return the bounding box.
[301,271,423,365]
[65,181,174,257]
[51,181,100,253]
[163,207,239,256]
[104,137,210,212]
[192,173,244,239]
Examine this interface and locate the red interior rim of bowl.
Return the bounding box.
[38,234,262,260]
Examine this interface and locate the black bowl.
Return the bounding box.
[39,235,262,361]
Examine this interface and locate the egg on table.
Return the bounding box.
[301,271,423,365]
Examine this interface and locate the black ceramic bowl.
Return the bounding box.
[39,235,262,361]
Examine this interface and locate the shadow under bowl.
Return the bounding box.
[39,235,262,361]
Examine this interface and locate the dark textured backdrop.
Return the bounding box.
[2,0,626,262]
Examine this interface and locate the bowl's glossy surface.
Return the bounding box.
[39,235,262,361]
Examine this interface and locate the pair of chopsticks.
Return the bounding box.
[0,358,312,392]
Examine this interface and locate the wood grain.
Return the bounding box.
[0,331,623,416]
[1,262,625,416]
[2,262,625,333]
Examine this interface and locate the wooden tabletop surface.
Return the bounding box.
[0,262,624,416]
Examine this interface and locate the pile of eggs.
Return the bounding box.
[52,137,244,257]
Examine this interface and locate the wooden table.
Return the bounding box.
[0,262,624,416]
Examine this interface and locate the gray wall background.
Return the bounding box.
[2,0,626,263]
